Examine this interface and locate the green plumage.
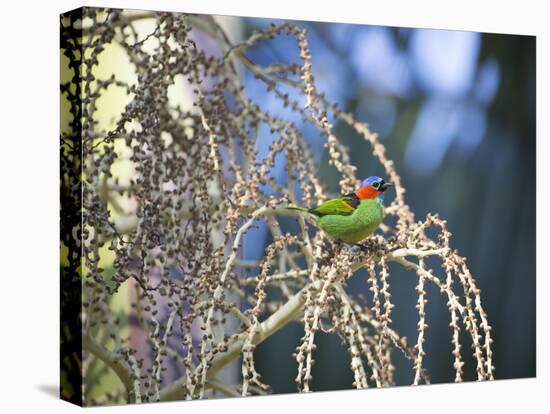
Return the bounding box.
[290,196,385,244]
[308,195,358,216]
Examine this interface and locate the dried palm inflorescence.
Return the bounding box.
[60,8,494,406]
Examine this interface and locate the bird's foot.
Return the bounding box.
[354,243,371,255]
[329,241,344,257]
[318,240,338,266]
[324,240,342,254]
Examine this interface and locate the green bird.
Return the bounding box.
[290,176,392,245]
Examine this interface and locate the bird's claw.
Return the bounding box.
[354,243,370,254]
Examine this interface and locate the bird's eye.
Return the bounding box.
[373,182,380,189]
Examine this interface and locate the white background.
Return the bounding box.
[0,0,546,412]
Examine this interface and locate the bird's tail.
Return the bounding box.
[286,206,310,214]
[285,206,319,224]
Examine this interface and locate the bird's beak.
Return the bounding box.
[380,182,393,192]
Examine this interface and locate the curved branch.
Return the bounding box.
[159,279,310,401]
[159,247,445,401]
[83,334,140,403]
[387,252,465,315]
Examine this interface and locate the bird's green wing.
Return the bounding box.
[309,194,359,217]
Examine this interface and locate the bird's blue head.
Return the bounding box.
[355,176,393,201]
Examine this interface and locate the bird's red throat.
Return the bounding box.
[355,185,381,200]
